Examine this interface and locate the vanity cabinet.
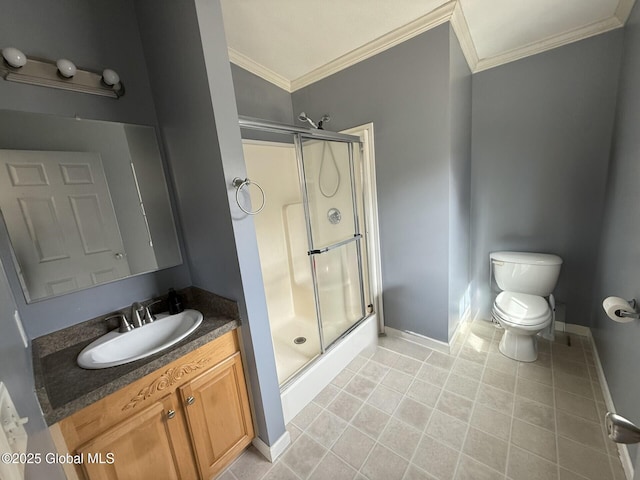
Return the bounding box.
[180,352,253,479]
[54,329,254,480]
[76,395,193,480]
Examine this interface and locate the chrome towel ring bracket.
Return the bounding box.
[232,177,265,215]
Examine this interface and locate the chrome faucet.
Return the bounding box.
[129,301,160,328]
[131,302,146,328]
[106,301,159,334]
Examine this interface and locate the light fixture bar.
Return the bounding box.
[0,56,122,98]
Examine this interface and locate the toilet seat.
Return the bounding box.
[493,291,551,327]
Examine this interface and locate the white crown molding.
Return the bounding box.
[228,0,635,90]
[615,0,637,23]
[473,16,624,73]
[228,47,291,92]
[289,0,457,92]
[450,1,479,72]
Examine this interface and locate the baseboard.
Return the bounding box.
[384,309,472,355]
[252,430,291,462]
[589,334,634,480]
[448,325,464,353]
[385,326,451,354]
[49,423,81,480]
[449,307,472,347]
[554,321,591,337]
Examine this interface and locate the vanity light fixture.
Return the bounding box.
[0,46,124,98]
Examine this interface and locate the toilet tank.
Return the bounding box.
[490,251,562,296]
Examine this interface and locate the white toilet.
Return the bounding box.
[490,251,563,362]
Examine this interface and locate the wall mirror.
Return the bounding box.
[0,110,182,303]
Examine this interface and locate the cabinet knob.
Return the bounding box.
[167,409,176,419]
[186,396,195,406]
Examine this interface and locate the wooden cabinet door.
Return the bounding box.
[180,352,254,479]
[76,394,197,480]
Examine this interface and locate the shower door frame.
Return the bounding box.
[294,135,367,355]
[239,116,360,143]
[239,115,379,387]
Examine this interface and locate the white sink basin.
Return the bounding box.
[77,309,203,369]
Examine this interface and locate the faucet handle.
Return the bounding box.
[106,313,133,333]
[144,300,163,323]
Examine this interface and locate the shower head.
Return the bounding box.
[317,114,330,130]
[297,112,318,129]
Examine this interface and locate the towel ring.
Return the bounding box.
[232,177,265,215]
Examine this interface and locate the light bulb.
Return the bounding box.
[102,68,120,86]
[2,47,27,68]
[56,58,76,78]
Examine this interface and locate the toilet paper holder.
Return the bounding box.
[618,299,639,319]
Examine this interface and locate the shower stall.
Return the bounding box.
[237,116,376,389]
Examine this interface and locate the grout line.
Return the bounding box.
[227,469,240,480]
[303,347,422,479]
[587,347,624,479]
[449,324,496,478]
[286,380,369,478]
[550,338,562,480]
[449,328,476,479]
[589,334,634,479]
[394,333,465,479]
[549,333,619,479]
[501,331,518,480]
[281,324,606,480]
[353,355,414,479]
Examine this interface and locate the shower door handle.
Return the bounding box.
[308,234,362,256]
[606,412,640,444]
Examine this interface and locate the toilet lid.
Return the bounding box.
[494,292,551,326]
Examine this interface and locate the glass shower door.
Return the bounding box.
[297,137,367,349]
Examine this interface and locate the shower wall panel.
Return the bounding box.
[243,141,319,384]
[244,142,300,326]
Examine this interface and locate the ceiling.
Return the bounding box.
[220,0,635,92]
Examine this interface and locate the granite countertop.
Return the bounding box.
[32,286,240,425]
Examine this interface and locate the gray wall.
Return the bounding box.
[231,64,296,144]
[591,1,640,467]
[447,28,472,339]
[231,64,294,124]
[0,0,191,338]
[0,259,65,479]
[135,0,285,446]
[292,24,468,342]
[0,0,156,124]
[470,31,623,324]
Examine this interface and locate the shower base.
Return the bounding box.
[271,315,321,385]
[280,314,378,424]
[272,314,369,385]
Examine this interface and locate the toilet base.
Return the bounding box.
[499,329,539,362]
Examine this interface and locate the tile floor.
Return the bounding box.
[221,319,626,480]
